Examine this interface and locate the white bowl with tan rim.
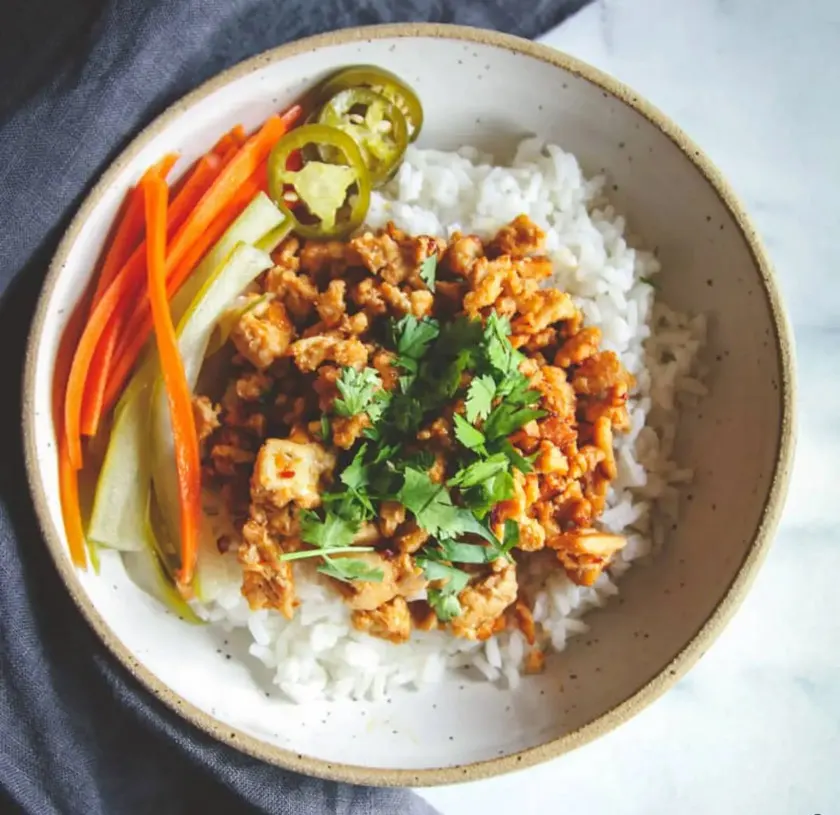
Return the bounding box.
[23,24,795,786]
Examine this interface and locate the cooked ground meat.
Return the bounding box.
[197,216,633,652]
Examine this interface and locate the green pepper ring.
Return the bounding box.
[267,123,372,240]
[316,87,408,186]
[313,64,423,142]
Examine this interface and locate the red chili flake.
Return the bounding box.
[280,469,296,478]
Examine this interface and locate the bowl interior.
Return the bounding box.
[26,28,789,782]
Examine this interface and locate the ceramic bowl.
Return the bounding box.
[23,24,795,785]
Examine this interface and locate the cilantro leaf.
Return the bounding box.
[334,367,385,418]
[460,469,515,518]
[361,423,382,442]
[492,438,536,473]
[403,449,436,472]
[397,468,475,539]
[453,414,486,451]
[437,539,494,564]
[339,445,370,491]
[495,371,541,407]
[319,490,373,522]
[390,315,440,362]
[483,403,546,441]
[501,519,520,554]
[334,444,376,524]
[390,393,424,434]
[430,349,472,401]
[299,510,358,550]
[419,255,437,291]
[419,558,471,622]
[484,312,524,377]
[398,373,415,393]
[438,507,501,545]
[284,511,378,581]
[366,389,392,422]
[398,467,446,519]
[418,558,470,593]
[485,310,512,339]
[448,453,509,489]
[371,443,402,466]
[437,316,483,361]
[319,415,331,442]
[318,556,384,583]
[465,374,495,423]
[427,589,462,621]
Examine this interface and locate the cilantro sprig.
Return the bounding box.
[297,299,552,619]
[465,374,495,422]
[389,315,440,390]
[334,367,391,421]
[419,255,437,291]
[418,558,470,621]
[277,509,384,583]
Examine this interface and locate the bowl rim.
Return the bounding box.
[22,22,796,787]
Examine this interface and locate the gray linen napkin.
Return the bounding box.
[0,1,587,812]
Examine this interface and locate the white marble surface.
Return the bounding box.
[420,1,840,812]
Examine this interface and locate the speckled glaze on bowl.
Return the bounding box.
[23,24,795,786]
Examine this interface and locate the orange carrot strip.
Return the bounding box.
[70,105,303,455]
[166,106,301,274]
[65,260,141,467]
[79,328,120,437]
[79,153,223,438]
[64,159,180,468]
[102,173,262,411]
[90,154,178,312]
[166,154,223,238]
[58,433,87,567]
[142,171,201,589]
[54,295,89,567]
[90,189,145,311]
[100,107,302,410]
[168,127,242,198]
[218,140,244,167]
[211,124,246,157]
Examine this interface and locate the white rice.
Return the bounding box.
[197,139,706,702]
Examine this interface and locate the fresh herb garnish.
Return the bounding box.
[437,539,495,564]
[447,453,509,489]
[427,590,462,622]
[333,366,391,420]
[419,255,437,291]
[299,509,358,550]
[452,413,486,451]
[317,557,384,584]
[418,558,471,622]
[319,415,331,442]
[339,444,370,491]
[484,312,524,377]
[483,402,545,441]
[493,438,536,474]
[500,519,520,554]
[465,374,495,423]
[390,315,440,372]
[460,469,515,518]
[277,509,383,584]
[300,301,544,618]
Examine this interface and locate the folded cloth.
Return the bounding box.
[0,1,588,812]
